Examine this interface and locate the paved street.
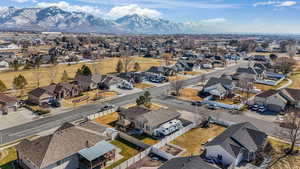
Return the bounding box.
[0,62,246,145]
[154,96,281,137]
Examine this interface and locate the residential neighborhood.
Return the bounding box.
[0,3,300,169]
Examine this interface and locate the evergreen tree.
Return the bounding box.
[0,80,7,92]
[133,62,141,72]
[116,60,124,73]
[13,74,28,90]
[61,70,70,82]
[81,65,92,76]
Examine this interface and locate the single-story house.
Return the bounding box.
[16,121,117,169]
[147,66,177,77]
[28,83,81,105]
[158,156,218,169]
[0,60,9,68]
[254,89,287,112]
[74,74,103,91]
[99,75,124,90]
[117,106,181,135]
[205,122,267,167]
[280,88,300,108]
[0,93,19,115]
[235,66,265,80]
[202,77,235,99]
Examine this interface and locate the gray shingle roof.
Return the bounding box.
[158,156,219,169]
[205,122,267,158]
[204,77,233,89]
[16,122,108,168]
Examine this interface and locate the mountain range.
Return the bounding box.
[0,6,191,34]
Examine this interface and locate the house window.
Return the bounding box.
[56,160,62,166]
[217,155,223,161]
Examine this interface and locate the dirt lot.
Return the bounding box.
[171,125,225,156]
[179,88,203,101]
[267,138,300,169]
[127,154,166,169]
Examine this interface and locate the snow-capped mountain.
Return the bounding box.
[115,14,183,34]
[0,6,185,34]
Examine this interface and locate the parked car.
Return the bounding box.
[191,101,204,106]
[101,104,115,111]
[207,104,218,110]
[50,100,61,108]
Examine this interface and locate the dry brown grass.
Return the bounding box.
[171,125,225,156]
[183,71,201,76]
[254,79,290,91]
[121,102,165,110]
[0,57,165,91]
[179,88,203,101]
[61,90,118,108]
[93,112,119,127]
[167,76,186,82]
[134,83,154,89]
[267,138,300,169]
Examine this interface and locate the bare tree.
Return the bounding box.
[33,68,42,87]
[274,57,296,74]
[237,78,254,104]
[279,108,300,154]
[171,80,185,96]
[48,67,57,84]
[163,53,172,66]
[121,54,133,73]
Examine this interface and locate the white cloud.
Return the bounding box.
[201,18,228,24]
[277,1,297,7]
[106,4,162,19]
[253,1,297,7]
[10,0,29,3]
[36,1,102,15]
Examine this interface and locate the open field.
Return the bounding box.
[0,57,166,92]
[171,125,225,156]
[179,88,203,101]
[108,138,140,169]
[267,138,300,169]
[288,69,300,89]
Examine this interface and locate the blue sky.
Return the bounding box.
[3,0,300,34]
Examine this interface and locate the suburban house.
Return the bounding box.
[117,106,181,135]
[158,156,218,169]
[205,122,267,167]
[0,93,19,115]
[74,74,103,91]
[174,59,201,72]
[254,89,287,113]
[0,60,9,69]
[280,88,300,108]
[99,75,124,90]
[16,122,117,169]
[28,83,81,105]
[147,66,177,77]
[202,77,235,99]
[235,66,265,80]
[0,43,19,50]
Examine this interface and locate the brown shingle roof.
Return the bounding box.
[0,93,17,103]
[281,88,300,101]
[16,122,108,168]
[256,89,279,98]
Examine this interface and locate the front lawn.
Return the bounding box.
[134,83,154,89]
[167,76,186,82]
[171,125,225,156]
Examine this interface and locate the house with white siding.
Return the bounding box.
[204,122,267,167]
